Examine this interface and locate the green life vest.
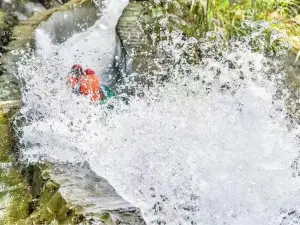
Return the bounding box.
[100,85,116,104]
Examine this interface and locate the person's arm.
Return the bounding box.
[99,86,106,99]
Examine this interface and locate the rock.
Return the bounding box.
[0,0,46,21]
[0,9,18,53]
[23,2,47,18]
[0,0,96,101]
[18,164,88,224]
[117,2,148,57]
[0,74,21,101]
[38,0,68,9]
[1,110,144,224]
[116,0,198,88]
[0,111,33,224]
[50,164,146,224]
[37,2,99,44]
[0,100,21,114]
[116,0,160,94]
[15,163,146,224]
[38,0,56,9]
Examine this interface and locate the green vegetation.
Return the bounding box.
[143,0,300,59]
[0,112,32,224]
[0,9,18,49]
[0,112,92,224]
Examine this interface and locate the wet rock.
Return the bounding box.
[117,2,148,58]
[0,9,18,53]
[38,3,99,44]
[0,131,105,225]
[38,0,56,9]
[116,0,200,91]
[22,2,46,18]
[51,163,146,224]
[15,163,146,224]
[0,74,21,101]
[0,100,21,115]
[0,110,32,224]
[0,0,95,101]
[0,0,46,21]
[116,0,159,94]
[38,0,70,9]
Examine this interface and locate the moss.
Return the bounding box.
[1,186,32,224]
[154,0,299,37]
[0,110,32,225]
[0,9,18,52]
[7,0,94,47]
[0,167,23,186]
[0,160,94,224]
[0,11,8,30]
[0,114,14,163]
[100,212,113,224]
[0,112,85,224]
[18,165,95,225]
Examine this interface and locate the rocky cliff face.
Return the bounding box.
[116,0,161,96]
[116,0,300,90]
[0,9,18,53]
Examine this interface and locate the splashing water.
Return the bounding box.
[34,0,128,85]
[15,1,300,224]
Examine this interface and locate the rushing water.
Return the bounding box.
[15,0,300,224]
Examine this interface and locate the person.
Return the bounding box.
[67,64,85,95]
[67,65,108,102]
[80,68,105,101]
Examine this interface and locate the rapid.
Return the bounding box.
[15,0,300,224]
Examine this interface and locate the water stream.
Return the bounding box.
[15,0,300,224]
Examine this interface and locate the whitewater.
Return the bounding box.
[15,0,300,224]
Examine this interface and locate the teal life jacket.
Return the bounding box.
[100,85,116,104]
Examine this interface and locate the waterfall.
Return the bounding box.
[16,1,300,224]
[34,0,128,85]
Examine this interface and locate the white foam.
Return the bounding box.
[16,2,300,224]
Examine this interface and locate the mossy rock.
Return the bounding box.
[0,105,19,162]
[0,0,96,101]
[0,9,18,54]
[0,110,90,224]
[0,161,98,224]
[0,111,32,225]
[116,1,161,92]
[19,164,110,225]
[127,0,299,60]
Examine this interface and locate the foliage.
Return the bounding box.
[144,0,300,59]
[0,9,18,48]
[0,113,32,224]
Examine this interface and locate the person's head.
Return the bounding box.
[84,68,96,75]
[70,64,84,78]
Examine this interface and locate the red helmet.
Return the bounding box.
[72,64,83,69]
[70,64,84,77]
[85,69,95,75]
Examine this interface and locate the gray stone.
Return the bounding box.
[116,0,159,95]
